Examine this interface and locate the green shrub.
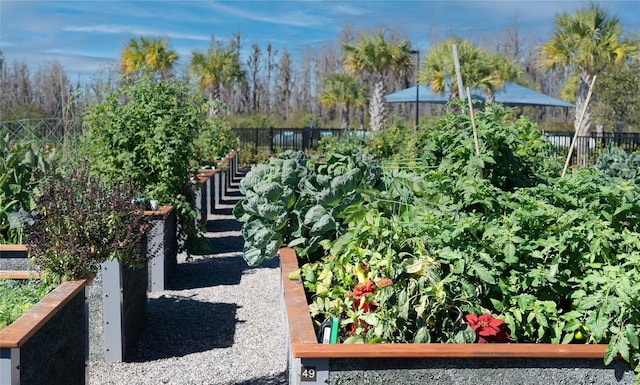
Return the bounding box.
[195,102,239,165]
[421,103,561,191]
[81,72,205,252]
[25,164,150,283]
[239,106,640,373]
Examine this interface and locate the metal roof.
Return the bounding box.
[385,82,575,108]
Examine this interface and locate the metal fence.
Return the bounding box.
[545,132,640,166]
[3,118,640,167]
[232,127,345,154]
[0,118,83,143]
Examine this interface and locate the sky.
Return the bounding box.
[1,0,639,83]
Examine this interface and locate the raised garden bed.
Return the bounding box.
[144,205,178,292]
[196,169,216,222]
[279,247,636,385]
[87,259,148,362]
[0,244,34,271]
[0,271,87,385]
[6,212,161,363]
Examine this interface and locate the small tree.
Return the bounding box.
[82,72,205,253]
[343,30,413,131]
[320,73,367,130]
[539,3,638,136]
[122,36,178,79]
[191,37,246,116]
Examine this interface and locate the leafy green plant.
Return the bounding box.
[595,146,640,181]
[234,150,311,266]
[420,103,560,191]
[234,148,381,266]
[195,101,239,165]
[25,164,150,283]
[282,106,640,375]
[0,132,55,244]
[81,72,205,253]
[0,278,56,330]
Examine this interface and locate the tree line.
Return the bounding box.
[1,2,638,133]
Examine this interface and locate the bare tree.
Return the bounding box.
[276,50,293,122]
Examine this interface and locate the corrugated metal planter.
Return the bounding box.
[279,247,636,385]
[0,271,87,385]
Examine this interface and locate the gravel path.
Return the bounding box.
[87,172,288,385]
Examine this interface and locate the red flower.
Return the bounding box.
[349,280,377,299]
[346,278,393,336]
[465,313,510,343]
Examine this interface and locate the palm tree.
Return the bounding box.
[320,73,367,129]
[421,37,522,103]
[343,30,413,131]
[190,39,245,116]
[121,37,178,78]
[539,3,638,136]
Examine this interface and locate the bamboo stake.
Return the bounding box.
[452,44,465,100]
[467,87,481,157]
[466,86,483,179]
[561,76,597,178]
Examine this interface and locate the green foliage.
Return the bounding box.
[0,132,55,244]
[421,103,561,190]
[25,163,150,283]
[595,146,640,181]
[276,106,640,374]
[231,114,280,129]
[81,72,204,253]
[195,112,240,165]
[237,143,272,166]
[234,148,381,266]
[0,278,55,330]
[367,122,422,160]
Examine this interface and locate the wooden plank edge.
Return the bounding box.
[292,341,608,359]
[143,205,175,217]
[280,247,318,345]
[0,244,28,252]
[0,279,86,348]
[0,270,40,279]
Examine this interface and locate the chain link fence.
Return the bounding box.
[1,118,83,145]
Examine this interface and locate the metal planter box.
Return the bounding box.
[279,247,636,385]
[0,272,87,385]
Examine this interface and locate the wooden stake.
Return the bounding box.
[561,76,597,178]
[466,86,483,179]
[452,44,465,100]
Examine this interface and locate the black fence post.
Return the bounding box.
[302,127,310,150]
[251,127,258,157]
[269,127,275,154]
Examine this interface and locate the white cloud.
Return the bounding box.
[205,2,332,28]
[63,24,210,42]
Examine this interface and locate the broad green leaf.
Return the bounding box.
[413,326,431,343]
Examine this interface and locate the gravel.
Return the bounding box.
[87,174,288,385]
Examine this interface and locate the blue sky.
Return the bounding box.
[1,1,639,83]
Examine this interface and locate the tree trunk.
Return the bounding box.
[341,104,349,130]
[369,79,386,131]
[575,72,594,166]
